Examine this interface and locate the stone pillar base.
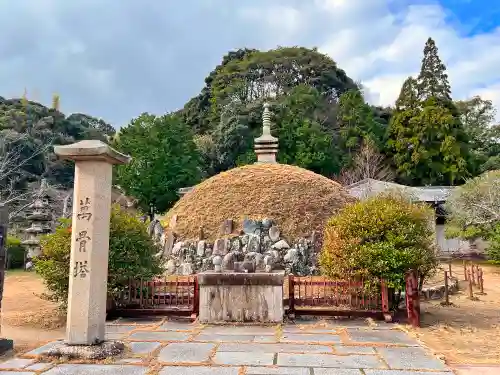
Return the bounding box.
[198,271,284,324]
[0,339,13,355]
[46,341,124,360]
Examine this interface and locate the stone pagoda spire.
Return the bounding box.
[254,103,278,163]
[22,179,53,264]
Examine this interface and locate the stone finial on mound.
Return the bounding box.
[254,103,278,163]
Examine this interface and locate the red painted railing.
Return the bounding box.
[112,276,198,319]
[286,275,392,322]
[405,270,420,327]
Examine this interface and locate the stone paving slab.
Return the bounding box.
[280,333,341,343]
[24,341,62,356]
[158,342,215,363]
[213,351,275,366]
[128,331,190,341]
[202,326,277,336]
[377,347,449,371]
[335,345,377,354]
[364,371,453,375]
[25,363,52,371]
[0,372,35,375]
[246,367,311,374]
[347,329,419,346]
[0,358,35,369]
[159,367,239,375]
[282,327,338,333]
[313,370,363,375]
[43,364,148,374]
[158,321,199,331]
[218,343,332,353]
[128,341,161,354]
[194,333,258,342]
[105,325,138,333]
[277,353,384,368]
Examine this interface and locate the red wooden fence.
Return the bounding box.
[112,274,400,323]
[405,270,420,327]
[112,276,198,319]
[285,275,392,322]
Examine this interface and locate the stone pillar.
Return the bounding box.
[0,205,14,353]
[54,140,130,346]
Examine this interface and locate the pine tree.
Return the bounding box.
[417,37,452,102]
[387,39,470,186]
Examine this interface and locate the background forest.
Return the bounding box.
[1,38,499,217]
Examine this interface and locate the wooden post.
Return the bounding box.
[477,268,486,295]
[380,279,392,322]
[463,260,467,281]
[405,270,420,328]
[288,274,295,319]
[442,271,450,305]
[467,270,474,299]
[471,263,476,285]
[191,276,199,321]
[448,262,452,278]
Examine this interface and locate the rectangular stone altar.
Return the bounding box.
[198,271,285,323]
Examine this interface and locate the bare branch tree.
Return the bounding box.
[336,140,395,185]
[0,131,53,206]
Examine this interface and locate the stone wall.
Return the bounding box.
[148,218,320,276]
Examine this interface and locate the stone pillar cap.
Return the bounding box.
[54,140,131,165]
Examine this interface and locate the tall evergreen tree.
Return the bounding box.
[336,89,380,167]
[417,38,452,102]
[388,38,469,186]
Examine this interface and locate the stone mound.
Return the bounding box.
[164,163,356,241]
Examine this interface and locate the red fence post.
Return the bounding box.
[288,274,295,319]
[405,270,420,328]
[380,279,392,322]
[191,276,199,321]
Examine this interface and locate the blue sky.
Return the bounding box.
[0,0,499,127]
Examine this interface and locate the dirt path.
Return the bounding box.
[0,271,65,356]
[408,263,500,364]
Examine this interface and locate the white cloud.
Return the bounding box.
[245,1,500,121]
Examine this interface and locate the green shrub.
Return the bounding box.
[34,204,162,308]
[319,193,438,291]
[6,237,25,269]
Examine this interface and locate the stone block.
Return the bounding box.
[0,372,35,375]
[0,358,35,369]
[42,364,147,375]
[280,333,341,343]
[158,342,215,363]
[129,331,190,341]
[222,219,233,235]
[198,272,284,323]
[347,329,419,346]
[247,367,310,375]
[213,351,274,366]
[129,341,161,354]
[218,343,331,353]
[160,367,239,375]
[269,226,280,241]
[277,353,384,368]
[377,347,449,371]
